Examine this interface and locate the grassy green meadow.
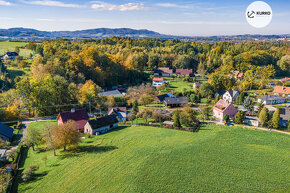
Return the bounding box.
[0,42,31,57]
[18,122,290,193]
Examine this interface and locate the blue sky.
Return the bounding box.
[0,0,289,36]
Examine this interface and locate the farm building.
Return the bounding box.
[57,109,89,132]
[175,69,193,76]
[164,97,188,108]
[84,115,118,135]
[99,90,124,98]
[154,93,175,103]
[154,67,173,77]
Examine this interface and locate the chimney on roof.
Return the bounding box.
[71,108,75,113]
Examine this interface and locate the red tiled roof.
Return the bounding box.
[273,86,290,95]
[57,109,89,130]
[279,77,290,82]
[153,77,164,81]
[176,69,193,75]
[213,99,231,112]
[158,67,173,74]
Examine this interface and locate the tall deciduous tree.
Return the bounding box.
[259,107,269,127]
[272,109,280,129]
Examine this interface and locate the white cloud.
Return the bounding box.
[23,0,82,8]
[155,3,189,9]
[91,2,146,11]
[0,0,13,6]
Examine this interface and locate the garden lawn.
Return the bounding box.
[167,78,193,92]
[18,123,290,193]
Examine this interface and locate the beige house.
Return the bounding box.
[84,115,118,135]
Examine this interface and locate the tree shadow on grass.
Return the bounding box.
[106,126,129,134]
[59,145,118,159]
[198,123,213,131]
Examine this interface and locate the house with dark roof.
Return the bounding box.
[215,90,226,98]
[57,109,89,132]
[3,52,19,60]
[164,97,188,108]
[175,69,193,77]
[213,99,237,120]
[223,90,240,103]
[279,107,290,127]
[99,90,123,98]
[154,93,175,103]
[0,123,13,141]
[84,115,118,135]
[108,107,127,122]
[154,67,173,77]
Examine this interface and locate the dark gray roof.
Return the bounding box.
[0,123,13,140]
[227,90,240,97]
[87,115,118,130]
[99,90,123,97]
[258,95,285,101]
[215,90,226,96]
[5,52,18,56]
[164,97,188,105]
[279,107,290,121]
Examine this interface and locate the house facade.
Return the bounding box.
[57,109,89,132]
[257,95,286,105]
[223,90,240,103]
[152,77,165,87]
[84,115,118,135]
[213,99,237,120]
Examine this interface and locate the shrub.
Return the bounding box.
[22,165,39,182]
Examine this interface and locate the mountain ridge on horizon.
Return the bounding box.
[0,27,289,41]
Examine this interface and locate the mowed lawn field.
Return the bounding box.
[0,42,31,57]
[18,123,290,193]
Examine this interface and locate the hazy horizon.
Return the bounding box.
[0,0,289,36]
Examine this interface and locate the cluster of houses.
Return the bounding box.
[212,84,290,127]
[152,67,194,87]
[57,107,127,135]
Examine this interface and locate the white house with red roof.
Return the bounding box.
[213,99,237,121]
[57,109,89,132]
[152,77,165,87]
